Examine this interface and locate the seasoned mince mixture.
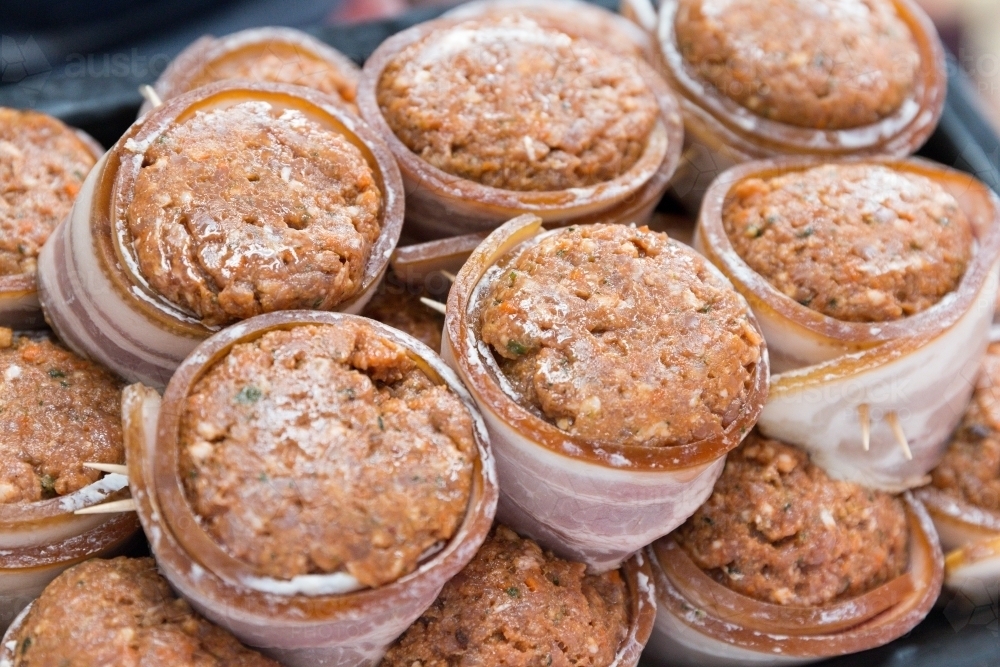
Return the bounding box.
[185,44,357,104]
[11,557,278,667]
[126,100,382,327]
[930,342,1000,512]
[360,271,444,351]
[382,524,629,667]
[480,224,762,447]
[675,434,909,606]
[674,0,920,129]
[723,164,972,322]
[378,16,660,191]
[179,322,475,587]
[0,108,96,277]
[0,330,124,504]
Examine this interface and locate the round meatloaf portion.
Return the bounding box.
[479,224,762,447]
[126,100,382,327]
[674,0,920,129]
[0,329,124,504]
[674,434,909,607]
[723,163,972,322]
[381,524,629,667]
[930,342,1000,512]
[377,15,660,191]
[9,557,279,667]
[0,108,97,277]
[184,43,357,104]
[360,271,445,351]
[179,321,475,588]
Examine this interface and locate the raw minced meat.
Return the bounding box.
[0,108,96,277]
[930,341,1000,512]
[674,434,910,606]
[723,163,972,322]
[675,0,919,129]
[0,330,124,504]
[10,557,278,667]
[378,15,660,191]
[179,321,475,587]
[185,42,357,104]
[479,224,762,447]
[126,100,382,327]
[382,524,629,667]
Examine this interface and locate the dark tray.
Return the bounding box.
[1,1,998,664]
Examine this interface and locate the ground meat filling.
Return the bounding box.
[361,271,445,351]
[674,0,920,129]
[723,164,972,322]
[126,100,382,327]
[0,330,124,504]
[179,322,475,587]
[675,435,909,607]
[930,342,1000,512]
[479,224,762,447]
[382,524,629,667]
[186,44,357,104]
[0,108,96,277]
[377,16,660,192]
[11,557,278,667]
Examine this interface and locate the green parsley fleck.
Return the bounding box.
[506,586,520,598]
[48,369,66,379]
[235,385,263,404]
[506,340,527,356]
[378,415,385,431]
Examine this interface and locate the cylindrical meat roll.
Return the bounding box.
[141,27,360,116]
[357,13,682,239]
[382,524,656,667]
[696,157,1000,490]
[122,311,497,667]
[38,81,404,388]
[645,434,943,667]
[1,557,280,667]
[916,341,1000,613]
[0,330,138,631]
[0,108,101,329]
[444,215,768,572]
[623,0,946,210]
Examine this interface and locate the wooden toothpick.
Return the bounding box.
[858,404,871,452]
[74,498,138,515]
[420,297,447,315]
[885,412,913,461]
[83,462,129,475]
[139,85,163,109]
